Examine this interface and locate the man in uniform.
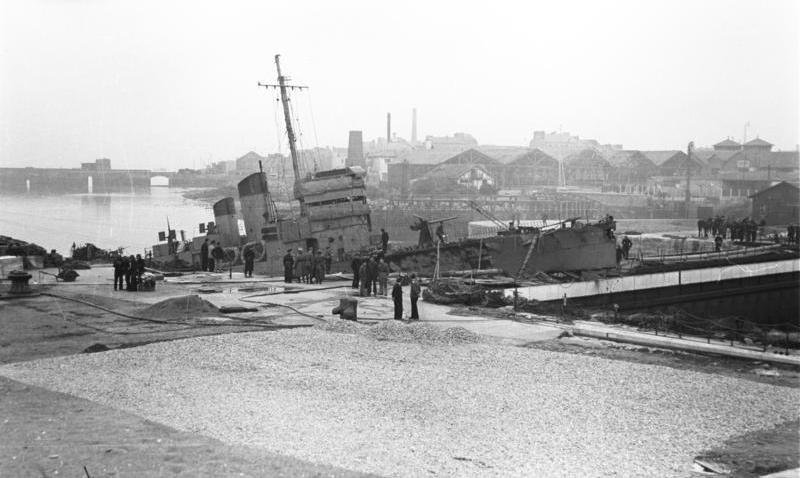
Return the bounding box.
[366,256,379,296]
[380,228,389,253]
[324,245,333,274]
[621,236,632,260]
[391,277,403,320]
[207,240,216,272]
[113,255,124,291]
[294,248,306,283]
[435,223,447,244]
[314,250,326,284]
[243,246,255,278]
[135,254,145,284]
[351,255,361,289]
[358,260,368,296]
[200,238,209,272]
[121,255,130,290]
[283,249,294,283]
[409,273,420,321]
[377,257,389,296]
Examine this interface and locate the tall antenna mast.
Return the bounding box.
[259,54,307,211]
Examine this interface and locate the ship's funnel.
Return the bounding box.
[237,172,271,244]
[212,197,239,247]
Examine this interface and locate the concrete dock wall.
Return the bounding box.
[510,259,799,302]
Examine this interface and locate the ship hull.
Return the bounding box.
[385,223,617,277]
[486,224,617,277]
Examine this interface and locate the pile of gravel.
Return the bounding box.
[364,320,482,345]
[2,329,797,477]
[316,319,482,345]
[138,294,219,319]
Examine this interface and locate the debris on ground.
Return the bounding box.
[56,269,79,282]
[138,295,220,319]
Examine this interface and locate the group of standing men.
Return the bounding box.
[391,273,421,321]
[697,216,764,243]
[352,255,390,296]
[113,254,146,291]
[200,239,226,273]
[282,247,331,284]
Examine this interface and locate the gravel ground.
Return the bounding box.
[1,327,798,477]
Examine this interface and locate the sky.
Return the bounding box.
[0,0,798,171]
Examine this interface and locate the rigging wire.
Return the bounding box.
[305,89,322,171]
[287,95,309,176]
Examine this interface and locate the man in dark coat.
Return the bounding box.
[127,255,138,291]
[358,260,368,296]
[122,255,131,290]
[380,228,389,252]
[283,249,294,283]
[621,236,632,260]
[200,238,209,272]
[294,248,305,283]
[409,273,420,321]
[391,278,403,321]
[244,246,256,278]
[351,256,361,289]
[113,255,124,291]
[366,256,379,296]
[135,254,145,284]
[314,251,325,284]
[714,235,723,252]
[208,240,216,272]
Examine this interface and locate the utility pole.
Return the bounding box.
[685,141,693,219]
[259,54,307,212]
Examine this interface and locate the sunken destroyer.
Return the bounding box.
[152,55,375,272]
[154,54,615,277]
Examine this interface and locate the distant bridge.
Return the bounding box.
[0,167,152,194]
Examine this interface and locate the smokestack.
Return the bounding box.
[387,112,391,144]
[346,131,364,168]
[411,108,417,144]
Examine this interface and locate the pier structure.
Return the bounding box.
[509,259,800,325]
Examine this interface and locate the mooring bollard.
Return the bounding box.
[8,270,32,295]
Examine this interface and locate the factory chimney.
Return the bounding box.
[387,112,391,144]
[411,108,417,144]
[346,130,365,168]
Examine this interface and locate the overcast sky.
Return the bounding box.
[1,0,797,170]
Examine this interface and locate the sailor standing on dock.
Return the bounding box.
[283,249,294,283]
[381,228,389,253]
[392,278,403,320]
[294,248,305,283]
[113,255,123,291]
[200,238,209,272]
[409,273,420,321]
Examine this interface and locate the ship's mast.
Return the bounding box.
[258,54,307,212]
[685,141,693,219]
[275,55,302,185]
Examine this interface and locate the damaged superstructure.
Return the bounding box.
[152,55,374,272]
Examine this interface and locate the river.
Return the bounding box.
[0,188,215,256]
